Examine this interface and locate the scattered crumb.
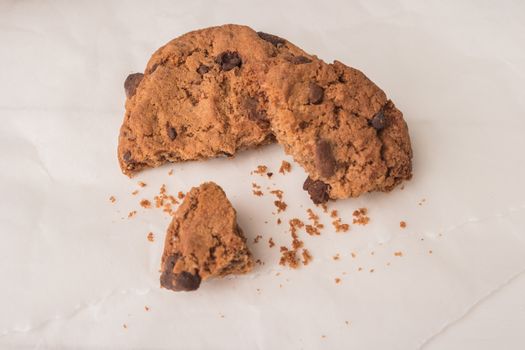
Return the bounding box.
[370,251,375,256]
[267,172,273,178]
[305,209,323,235]
[418,198,426,206]
[330,210,338,218]
[255,259,264,266]
[302,249,313,265]
[219,313,225,319]
[253,234,263,244]
[109,196,116,203]
[386,262,391,266]
[177,191,185,199]
[168,169,173,176]
[123,324,127,329]
[279,247,299,268]
[332,218,350,233]
[128,210,137,218]
[279,160,291,174]
[277,218,282,225]
[253,165,268,175]
[321,335,326,339]
[332,254,340,261]
[144,306,150,311]
[270,189,284,200]
[345,321,350,326]
[268,238,275,248]
[429,250,433,254]
[358,267,363,271]
[321,203,328,213]
[131,190,139,196]
[352,208,370,225]
[400,221,407,228]
[351,252,357,258]
[335,278,341,284]
[274,200,287,213]
[252,182,264,196]
[137,181,147,187]
[369,269,375,273]
[147,232,154,242]
[140,199,151,209]
[394,251,403,257]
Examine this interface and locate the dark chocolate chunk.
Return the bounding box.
[308,83,324,105]
[303,177,330,204]
[244,97,270,128]
[257,31,286,47]
[370,110,386,131]
[173,271,201,291]
[197,64,210,75]
[123,151,132,162]
[299,121,309,130]
[124,73,144,99]
[315,139,336,177]
[215,51,242,71]
[290,55,312,64]
[167,126,177,140]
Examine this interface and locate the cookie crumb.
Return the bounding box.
[358,267,363,271]
[274,200,287,213]
[321,335,326,339]
[394,251,403,257]
[321,203,328,213]
[253,165,268,175]
[369,268,375,273]
[109,196,116,203]
[279,247,299,268]
[168,169,173,176]
[268,237,275,248]
[128,210,137,218]
[352,208,370,225]
[332,218,350,233]
[429,250,433,254]
[267,172,273,178]
[302,249,312,265]
[138,181,147,187]
[131,190,139,196]
[270,189,284,200]
[351,252,357,258]
[123,324,127,329]
[345,321,350,326]
[253,234,263,244]
[400,221,407,228]
[418,198,426,206]
[140,199,151,208]
[252,182,264,196]
[255,259,264,265]
[144,306,150,311]
[330,210,338,218]
[177,191,185,199]
[279,160,291,174]
[332,254,340,261]
[277,218,282,225]
[147,232,154,242]
[335,278,341,284]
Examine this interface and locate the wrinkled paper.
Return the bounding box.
[1,0,525,348]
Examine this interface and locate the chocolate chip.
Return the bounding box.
[197,64,210,75]
[257,32,286,47]
[308,83,324,105]
[167,126,177,140]
[123,151,132,162]
[299,121,309,130]
[215,51,242,71]
[124,73,144,98]
[315,139,336,177]
[303,177,330,204]
[290,56,312,64]
[370,110,386,131]
[173,271,201,291]
[244,97,270,128]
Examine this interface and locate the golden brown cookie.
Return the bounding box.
[160,182,253,292]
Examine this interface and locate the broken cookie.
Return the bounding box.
[160,182,253,292]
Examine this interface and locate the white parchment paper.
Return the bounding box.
[1,0,525,348]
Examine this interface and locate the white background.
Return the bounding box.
[1,0,525,349]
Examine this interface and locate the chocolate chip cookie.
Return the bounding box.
[160,182,253,292]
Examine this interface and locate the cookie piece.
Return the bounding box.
[160,182,253,292]
[118,26,280,176]
[263,58,412,202]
